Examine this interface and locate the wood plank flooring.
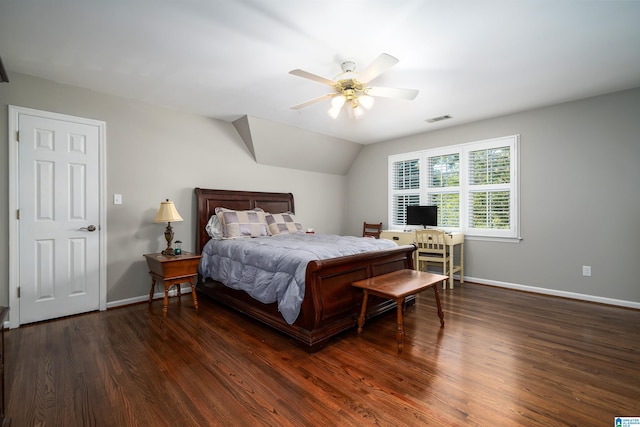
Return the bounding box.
[5,283,640,426]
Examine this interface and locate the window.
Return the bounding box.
[389,157,420,226]
[427,151,460,228]
[388,135,519,240]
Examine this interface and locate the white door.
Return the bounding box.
[10,107,106,325]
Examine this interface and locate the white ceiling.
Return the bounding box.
[2,0,640,145]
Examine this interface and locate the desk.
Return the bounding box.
[380,230,464,289]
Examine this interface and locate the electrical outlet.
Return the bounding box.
[582,265,591,277]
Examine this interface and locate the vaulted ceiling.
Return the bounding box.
[2,0,640,144]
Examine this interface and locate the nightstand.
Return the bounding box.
[143,252,202,315]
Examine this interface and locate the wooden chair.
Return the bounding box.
[362,222,383,239]
[414,229,450,289]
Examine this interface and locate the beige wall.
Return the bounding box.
[0,73,347,305]
[2,73,639,311]
[346,87,640,304]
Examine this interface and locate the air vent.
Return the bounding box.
[425,114,452,123]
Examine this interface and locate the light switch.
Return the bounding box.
[113,194,123,205]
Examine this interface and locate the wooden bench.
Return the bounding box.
[352,269,447,353]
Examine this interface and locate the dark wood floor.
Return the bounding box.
[5,283,640,426]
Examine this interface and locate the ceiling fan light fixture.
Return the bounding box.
[359,94,374,110]
[335,61,357,81]
[331,95,346,109]
[336,71,358,82]
[352,103,365,119]
[328,106,342,119]
[290,53,418,120]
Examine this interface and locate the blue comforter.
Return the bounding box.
[198,233,397,324]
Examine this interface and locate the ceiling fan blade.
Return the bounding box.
[289,69,336,86]
[367,86,419,100]
[290,93,334,110]
[359,53,399,84]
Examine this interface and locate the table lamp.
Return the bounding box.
[153,199,183,255]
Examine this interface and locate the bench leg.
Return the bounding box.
[396,297,405,353]
[434,282,445,327]
[357,290,369,334]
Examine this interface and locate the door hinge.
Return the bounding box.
[16,209,20,220]
[16,130,20,142]
[17,287,20,298]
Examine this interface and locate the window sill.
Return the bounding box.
[464,235,522,243]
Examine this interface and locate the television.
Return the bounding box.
[406,205,438,228]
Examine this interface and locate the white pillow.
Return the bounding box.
[205,214,223,240]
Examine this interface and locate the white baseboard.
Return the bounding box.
[107,285,193,309]
[463,276,640,310]
[105,279,640,311]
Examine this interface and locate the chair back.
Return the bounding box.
[362,222,383,239]
[414,229,449,274]
[414,229,447,255]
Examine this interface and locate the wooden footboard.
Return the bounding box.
[194,188,416,352]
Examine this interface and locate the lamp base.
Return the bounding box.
[162,247,175,256]
[162,223,175,256]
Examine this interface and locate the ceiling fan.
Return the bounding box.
[289,53,419,119]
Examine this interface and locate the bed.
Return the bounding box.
[195,188,416,352]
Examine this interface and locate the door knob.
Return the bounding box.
[80,225,97,232]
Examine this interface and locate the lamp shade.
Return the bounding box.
[153,199,183,223]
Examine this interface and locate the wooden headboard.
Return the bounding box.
[194,188,295,254]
